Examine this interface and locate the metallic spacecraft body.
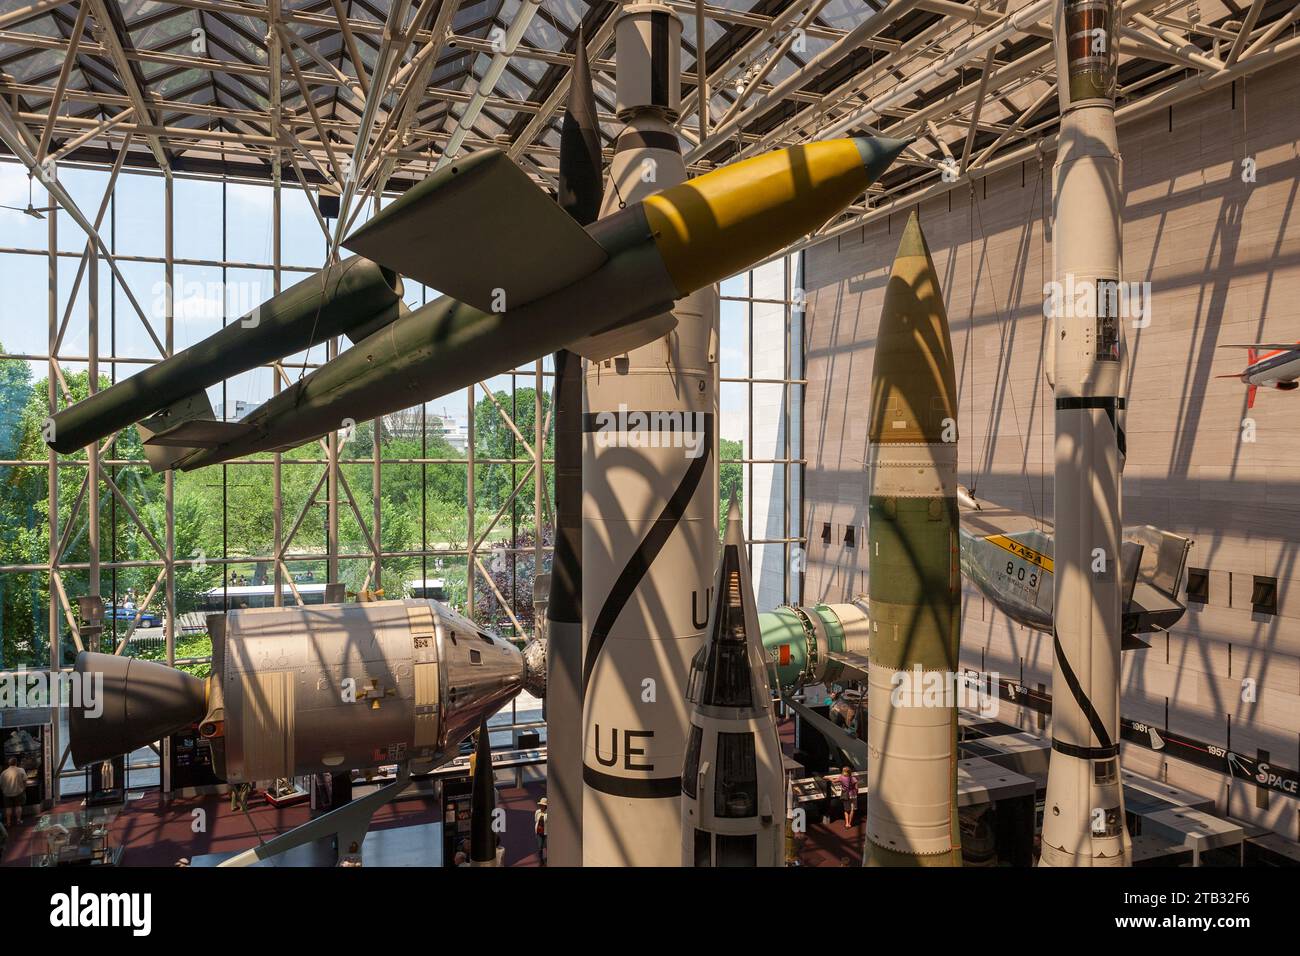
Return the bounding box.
[681,500,785,867]
[70,599,534,784]
[1040,0,1132,867]
[758,601,871,694]
[862,212,963,867]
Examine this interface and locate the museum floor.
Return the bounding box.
[0,713,862,867]
[0,777,861,867]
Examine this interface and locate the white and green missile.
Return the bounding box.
[863,212,963,867]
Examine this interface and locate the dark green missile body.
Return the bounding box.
[47,256,402,453]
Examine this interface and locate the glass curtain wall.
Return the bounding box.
[720,253,806,612]
[0,158,803,796]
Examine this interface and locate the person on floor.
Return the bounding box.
[1,758,26,827]
[534,797,548,865]
[837,766,858,828]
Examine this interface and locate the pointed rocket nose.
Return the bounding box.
[894,209,932,260]
[724,494,744,546]
[852,135,914,182]
[470,719,497,864]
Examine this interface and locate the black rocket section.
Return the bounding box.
[542,24,604,866]
[470,721,497,865]
[549,25,603,627]
[556,26,604,225]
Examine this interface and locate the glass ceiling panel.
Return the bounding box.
[454,0,500,32]
[509,48,548,81]
[493,65,534,101]
[681,21,727,73]
[15,13,61,38]
[523,7,568,52]
[125,1,175,22]
[6,48,62,83]
[129,8,198,51]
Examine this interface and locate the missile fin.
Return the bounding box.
[143,418,256,448]
[343,149,607,313]
[135,391,222,472]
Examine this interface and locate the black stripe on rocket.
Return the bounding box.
[650,11,669,108]
[580,412,715,700]
[1051,629,1115,754]
[1056,396,1127,457]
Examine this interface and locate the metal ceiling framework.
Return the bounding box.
[0,0,1295,225]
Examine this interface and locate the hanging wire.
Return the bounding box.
[968,156,1046,529]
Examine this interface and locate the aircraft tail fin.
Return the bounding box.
[343,149,608,314]
[136,391,256,472]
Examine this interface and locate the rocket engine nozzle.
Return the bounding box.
[69,651,208,769]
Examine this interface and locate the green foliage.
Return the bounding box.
[0,362,568,666]
[136,632,213,679]
[473,386,552,527]
[719,438,744,538]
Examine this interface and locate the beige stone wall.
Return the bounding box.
[801,62,1300,841]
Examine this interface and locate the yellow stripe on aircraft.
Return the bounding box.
[985,535,1054,574]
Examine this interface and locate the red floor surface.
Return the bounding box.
[2,713,856,867]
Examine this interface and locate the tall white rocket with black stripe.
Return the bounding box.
[580,1,720,866]
[1040,0,1131,867]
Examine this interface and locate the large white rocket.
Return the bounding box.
[579,1,720,866]
[1040,0,1132,866]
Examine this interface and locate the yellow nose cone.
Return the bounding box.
[643,137,908,295]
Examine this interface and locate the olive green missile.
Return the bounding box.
[863,212,962,867]
[46,256,402,454]
[153,137,910,471]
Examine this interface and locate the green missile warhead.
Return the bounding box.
[868,211,959,446]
